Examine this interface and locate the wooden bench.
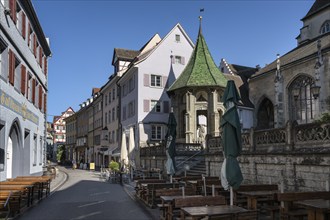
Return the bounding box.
[0,190,25,217]
[276,191,330,220]
[135,179,166,199]
[8,177,51,199]
[156,187,196,219]
[174,195,227,220]
[141,182,183,208]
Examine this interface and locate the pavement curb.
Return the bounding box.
[50,167,69,195]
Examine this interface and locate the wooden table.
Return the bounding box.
[160,195,202,220]
[180,205,249,220]
[295,199,330,220]
[238,190,278,210]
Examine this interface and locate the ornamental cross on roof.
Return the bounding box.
[168,17,227,92]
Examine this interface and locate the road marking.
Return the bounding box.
[70,211,102,220]
[78,201,105,208]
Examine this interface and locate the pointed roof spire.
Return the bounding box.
[168,17,227,93]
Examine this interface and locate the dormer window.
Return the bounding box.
[320,21,330,34]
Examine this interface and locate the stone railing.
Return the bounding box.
[206,121,330,153]
[294,122,330,148]
[140,142,203,157]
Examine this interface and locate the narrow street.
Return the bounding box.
[16,167,156,220]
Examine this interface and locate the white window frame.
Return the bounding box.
[151,125,162,140]
[151,75,162,87]
[151,100,161,113]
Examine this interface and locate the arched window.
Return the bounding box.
[256,98,274,130]
[288,75,319,124]
[320,20,330,35]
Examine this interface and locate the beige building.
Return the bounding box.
[249,0,330,129]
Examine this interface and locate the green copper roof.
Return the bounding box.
[168,26,227,92]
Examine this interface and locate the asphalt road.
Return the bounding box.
[16,168,155,220]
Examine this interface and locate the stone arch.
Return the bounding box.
[196,91,208,102]
[7,118,23,178]
[287,74,318,124]
[256,97,274,130]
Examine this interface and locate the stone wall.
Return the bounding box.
[205,121,330,191]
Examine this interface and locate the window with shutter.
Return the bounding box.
[39,48,42,66]
[21,65,26,95]
[144,100,150,112]
[144,74,149,87]
[9,0,16,24]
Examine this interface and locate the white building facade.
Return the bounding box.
[117,24,194,163]
[0,0,51,179]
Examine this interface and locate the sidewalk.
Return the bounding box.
[49,166,68,193]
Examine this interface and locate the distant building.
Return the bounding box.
[0,0,51,179]
[52,107,74,160]
[249,0,330,129]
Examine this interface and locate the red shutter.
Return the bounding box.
[32,78,36,104]
[9,0,16,23]
[38,85,42,109]
[33,35,37,57]
[8,50,15,85]
[144,74,149,87]
[39,48,42,65]
[44,57,47,75]
[144,100,150,112]
[44,93,47,113]
[21,65,26,95]
[22,12,26,39]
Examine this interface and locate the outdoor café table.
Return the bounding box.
[238,190,278,210]
[180,205,249,220]
[295,199,330,220]
[160,195,202,220]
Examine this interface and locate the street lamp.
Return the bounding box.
[292,87,300,100]
[311,84,321,99]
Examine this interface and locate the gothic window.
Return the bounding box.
[289,75,318,124]
[256,98,274,130]
[320,20,330,35]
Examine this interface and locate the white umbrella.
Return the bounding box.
[128,127,136,167]
[120,132,128,171]
[128,127,136,179]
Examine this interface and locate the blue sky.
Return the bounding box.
[32,0,314,122]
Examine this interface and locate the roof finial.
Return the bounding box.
[199,8,204,33]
